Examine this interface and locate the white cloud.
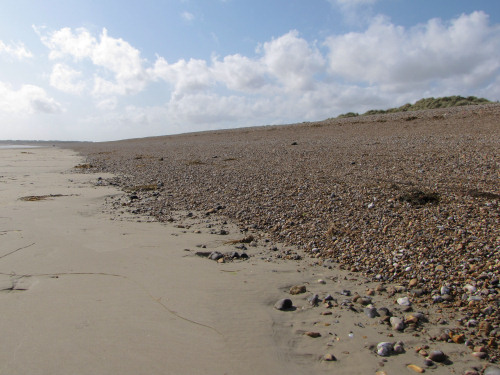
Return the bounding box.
[0,40,33,59]
[260,30,325,91]
[0,82,62,114]
[325,11,500,93]
[181,11,195,22]
[23,11,500,141]
[50,63,86,94]
[212,53,268,92]
[38,27,148,97]
[149,57,213,97]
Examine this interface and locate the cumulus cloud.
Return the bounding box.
[50,63,86,94]
[27,11,500,140]
[0,82,62,114]
[0,40,32,59]
[260,30,325,91]
[38,27,148,97]
[325,11,500,94]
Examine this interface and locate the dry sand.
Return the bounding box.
[0,119,497,374]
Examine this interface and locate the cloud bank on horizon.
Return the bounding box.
[1,1,499,141]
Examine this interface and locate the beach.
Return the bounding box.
[0,104,499,374]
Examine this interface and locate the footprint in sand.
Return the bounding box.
[0,275,38,292]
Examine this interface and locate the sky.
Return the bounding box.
[1,0,499,141]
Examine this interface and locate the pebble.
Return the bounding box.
[428,350,446,363]
[274,298,293,311]
[378,307,391,317]
[377,342,393,356]
[364,307,379,318]
[390,317,405,331]
[393,343,405,354]
[289,285,307,295]
[407,364,425,373]
[304,331,321,338]
[208,251,223,261]
[471,351,487,359]
[464,284,477,293]
[485,366,500,375]
[323,353,336,361]
[307,294,320,306]
[397,296,411,306]
[440,286,450,295]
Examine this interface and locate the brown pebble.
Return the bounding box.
[407,364,425,373]
[323,353,336,361]
[289,285,307,295]
[409,278,418,287]
[321,311,332,316]
[452,334,465,344]
[217,258,225,263]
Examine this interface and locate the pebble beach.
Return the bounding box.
[69,103,500,374]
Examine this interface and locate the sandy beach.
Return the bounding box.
[1,104,499,374]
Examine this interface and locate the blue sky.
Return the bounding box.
[1,0,499,141]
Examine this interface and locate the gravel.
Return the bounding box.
[70,103,499,358]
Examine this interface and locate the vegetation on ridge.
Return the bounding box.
[337,95,491,118]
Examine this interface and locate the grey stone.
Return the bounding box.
[377,342,393,356]
[274,298,293,311]
[428,350,446,363]
[390,317,405,331]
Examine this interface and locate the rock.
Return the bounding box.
[364,307,379,318]
[390,317,405,331]
[274,298,293,311]
[452,334,465,344]
[289,285,307,295]
[463,371,480,375]
[407,364,425,373]
[358,297,372,305]
[307,294,320,306]
[304,331,321,338]
[428,350,446,363]
[393,343,405,354]
[317,279,326,284]
[485,366,500,375]
[409,278,418,287]
[378,307,391,317]
[432,295,444,303]
[464,284,477,293]
[479,321,493,336]
[471,351,488,359]
[323,353,336,361]
[397,296,411,306]
[227,251,240,259]
[407,312,425,323]
[341,289,351,296]
[217,257,225,263]
[440,286,451,295]
[423,358,435,367]
[208,251,223,260]
[435,265,445,272]
[377,342,393,356]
